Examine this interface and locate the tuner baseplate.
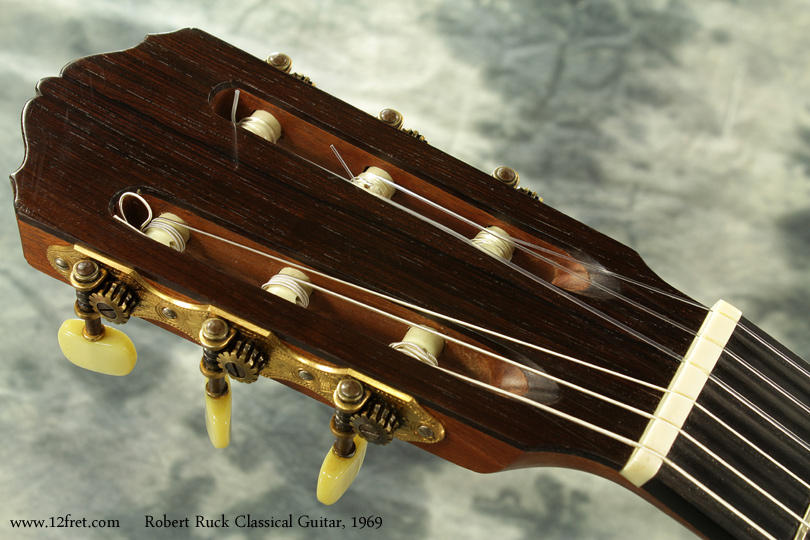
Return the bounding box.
[45,243,445,446]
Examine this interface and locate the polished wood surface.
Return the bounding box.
[13,28,707,464]
[14,29,804,539]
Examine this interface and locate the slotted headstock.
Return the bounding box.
[12,27,721,525]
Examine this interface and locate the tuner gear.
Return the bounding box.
[350,399,401,446]
[88,280,137,324]
[517,186,543,201]
[216,337,268,384]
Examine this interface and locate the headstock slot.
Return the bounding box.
[209,86,594,295]
[111,189,561,406]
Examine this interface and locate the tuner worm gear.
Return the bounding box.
[350,399,401,445]
[517,186,542,201]
[88,280,137,324]
[216,337,268,384]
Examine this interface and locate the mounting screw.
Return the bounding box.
[297,368,314,381]
[161,307,177,320]
[417,424,435,439]
[54,258,69,271]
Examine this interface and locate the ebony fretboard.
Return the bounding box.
[645,318,810,540]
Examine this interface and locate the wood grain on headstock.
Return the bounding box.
[11,29,709,479]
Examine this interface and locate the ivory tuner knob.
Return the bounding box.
[57,319,137,376]
[317,435,368,505]
[204,382,232,449]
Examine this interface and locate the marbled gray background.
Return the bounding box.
[1,1,809,539]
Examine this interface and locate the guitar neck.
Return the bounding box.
[642,319,810,540]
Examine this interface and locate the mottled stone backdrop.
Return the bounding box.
[1,1,809,539]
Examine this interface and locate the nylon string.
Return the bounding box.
[108,148,810,538]
[326,147,810,491]
[329,150,810,454]
[112,202,806,539]
[327,147,810,462]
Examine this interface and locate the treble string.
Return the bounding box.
[711,373,810,455]
[283,270,809,532]
[338,157,704,334]
[327,147,684,361]
[693,399,810,493]
[331,146,810,417]
[112,198,804,539]
[287,259,809,533]
[324,147,810,482]
[331,154,810,469]
[117,137,810,537]
[320,148,810,536]
[726,349,810,419]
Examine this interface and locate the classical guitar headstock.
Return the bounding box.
[13,28,774,536]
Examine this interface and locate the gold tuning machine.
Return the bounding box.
[318,324,449,504]
[377,108,427,143]
[265,52,313,85]
[200,317,235,448]
[57,260,137,376]
[47,245,445,499]
[318,379,372,505]
[491,166,543,201]
[265,52,292,73]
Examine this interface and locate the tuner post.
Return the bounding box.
[199,317,235,449]
[472,226,516,261]
[70,260,107,340]
[331,379,369,457]
[317,378,372,505]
